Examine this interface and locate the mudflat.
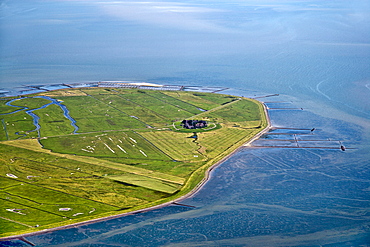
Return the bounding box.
[0,87,268,238]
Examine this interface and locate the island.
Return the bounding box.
[0,84,268,239]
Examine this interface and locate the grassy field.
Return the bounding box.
[142,91,203,115]
[161,91,238,110]
[0,87,267,237]
[40,131,172,160]
[36,104,76,137]
[0,110,38,141]
[0,99,21,114]
[201,98,261,123]
[7,97,51,109]
[139,130,207,162]
[51,95,147,132]
[197,126,262,158]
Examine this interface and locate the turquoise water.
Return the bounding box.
[1,0,369,246]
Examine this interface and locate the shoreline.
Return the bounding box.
[0,90,271,242]
[0,82,229,98]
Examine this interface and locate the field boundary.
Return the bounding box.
[0,102,270,241]
[3,139,185,185]
[0,87,269,239]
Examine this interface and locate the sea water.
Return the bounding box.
[1,0,369,246]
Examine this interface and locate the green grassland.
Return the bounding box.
[36,104,76,137]
[140,91,203,115]
[201,99,261,123]
[52,95,147,132]
[0,111,38,141]
[139,130,207,161]
[161,91,238,110]
[7,97,51,109]
[40,131,172,160]
[0,99,21,114]
[0,87,267,238]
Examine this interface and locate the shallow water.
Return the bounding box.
[1,0,369,246]
[2,96,369,247]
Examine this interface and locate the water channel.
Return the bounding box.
[1,0,369,245]
[2,96,79,137]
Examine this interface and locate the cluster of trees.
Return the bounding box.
[181,120,207,129]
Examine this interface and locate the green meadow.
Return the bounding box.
[0,87,267,237]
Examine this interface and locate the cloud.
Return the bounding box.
[94,1,231,32]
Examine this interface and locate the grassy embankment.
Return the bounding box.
[0,88,267,238]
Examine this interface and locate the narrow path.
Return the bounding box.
[188,98,242,119]
[3,139,185,185]
[1,119,9,140]
[0,217,33,228]
[143,92,194,115]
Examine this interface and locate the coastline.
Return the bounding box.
[173,98,271,202]
[0,81,229,98]
[0,89,271,241]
